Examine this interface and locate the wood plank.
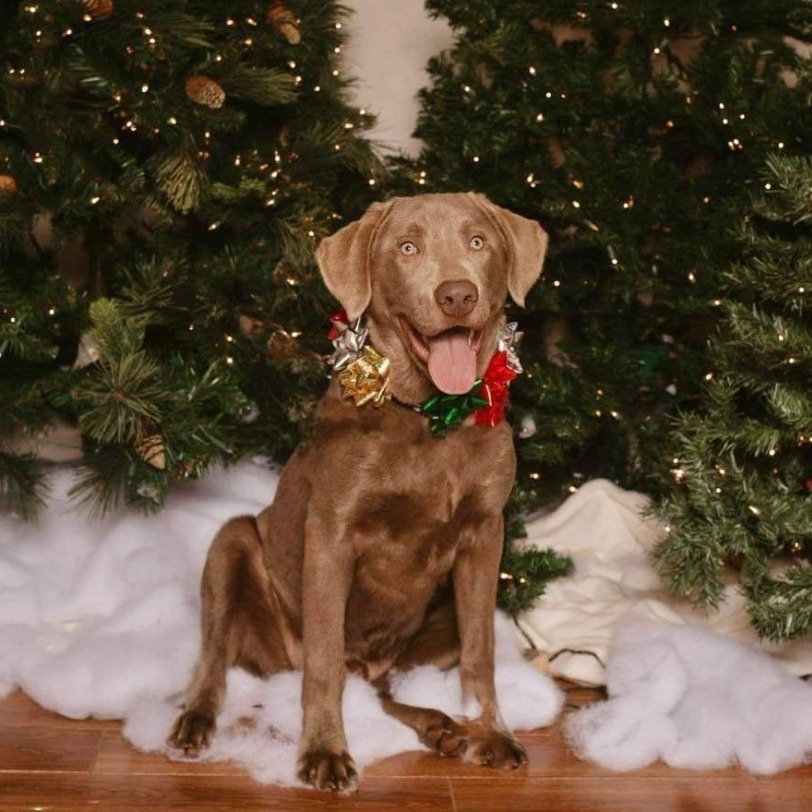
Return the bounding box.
[3,687,812,812]
[0,727,101,772]
[0,774,455,811]
[450,777,812,812]
[365,725,658,780]
[366,722,812,782]
[93,731,245,776]
[0,690,119,731]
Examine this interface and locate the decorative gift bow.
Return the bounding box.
[327,310,522,436]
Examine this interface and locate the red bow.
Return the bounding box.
[474,351,517,427]
[327,309,350,340]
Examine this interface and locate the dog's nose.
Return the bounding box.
[434,279,479,318]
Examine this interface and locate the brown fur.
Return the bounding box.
[167,192,548,792]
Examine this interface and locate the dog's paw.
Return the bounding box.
[423,713,468,758]
[297,748,358,793]
[166,710,215,758]
[465,730,528,769]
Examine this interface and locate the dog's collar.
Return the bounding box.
[326,311,523,437]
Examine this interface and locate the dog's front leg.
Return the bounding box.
[453,513,528,769]
[296,515,357,792]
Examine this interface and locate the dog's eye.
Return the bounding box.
[469,235,485,251]
[400,241,418,256]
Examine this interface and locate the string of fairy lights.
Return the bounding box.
[2,3,809,498]
[400,5,809,495]
[3,5,375,186]
[1,2,383,374]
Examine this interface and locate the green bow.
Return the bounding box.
[419,380,488,437]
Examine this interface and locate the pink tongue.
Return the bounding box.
[427,331,477,394]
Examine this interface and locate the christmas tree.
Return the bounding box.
[398,0,812,516]
[655,152,812,642]
[0,1,569,615]
[0,0,384,517]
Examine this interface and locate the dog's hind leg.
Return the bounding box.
[374,595,469,758]
[374,674,469,758]
[167,515,293,756]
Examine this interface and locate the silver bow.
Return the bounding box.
[498,321,524,374]
[328,318,369,371]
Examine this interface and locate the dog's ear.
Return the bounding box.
[500,208,549,307]
[315,200,394,320]
[468,193,548,307]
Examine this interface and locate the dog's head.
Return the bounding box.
[316,192,548,403]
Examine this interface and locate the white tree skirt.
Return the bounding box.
[518,478,812,684]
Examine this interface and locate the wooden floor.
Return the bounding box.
[1,684,811,811]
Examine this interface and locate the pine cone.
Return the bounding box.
[267,2,301,44]
[185,75,226,109]
[0,174,17,196]
[134,432,166,470]
[83,0,114,20]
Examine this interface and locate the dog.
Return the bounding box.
[167,192,548,791]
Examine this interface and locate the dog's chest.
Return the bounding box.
[346,422,512,569]
[305,397,516,576]
[337,425,509,665]
[353,469,478,569]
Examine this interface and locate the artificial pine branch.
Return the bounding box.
[220,67,299,106]
[656,153,812,641]
[0,445,48,521]
[399,0,812,615]
[746,566,812,641]
[498,544,574,616]
[152,147,210,215]
[1,0,383,516]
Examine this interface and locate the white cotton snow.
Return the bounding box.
[565,617,812,774]
[5,461,810,782]
[0,460,562,786]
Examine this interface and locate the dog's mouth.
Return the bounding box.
[401,320,483,395]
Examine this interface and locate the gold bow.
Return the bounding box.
[338,346,391,407]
